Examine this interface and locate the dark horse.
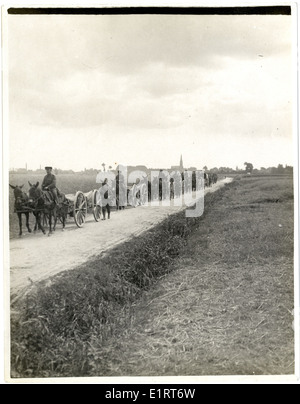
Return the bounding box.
[28,181,57,235]
[28,182,69,234]
[9,184,32,236]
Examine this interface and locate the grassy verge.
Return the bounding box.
[10,176,294,377]
[92,175,294,376]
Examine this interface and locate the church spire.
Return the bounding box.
[180,154,183,171]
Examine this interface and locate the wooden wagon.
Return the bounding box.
[64,189,101,227]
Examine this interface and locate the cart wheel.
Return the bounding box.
[92,189,101,222]
[73,191,88,228]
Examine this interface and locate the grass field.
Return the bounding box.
[10,175,294,377]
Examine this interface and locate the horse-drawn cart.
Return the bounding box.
[128,181,149,207]
[65,189,101,228]
[11,178,149,236]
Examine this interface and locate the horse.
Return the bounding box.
[28,182,69,234]
[9,184,33,236]
[170,178,175,200]
[28,181,57,235]
[204,173,212,188]
[212,173,218,184]
[54,199,70,231]
[41,204,69,232]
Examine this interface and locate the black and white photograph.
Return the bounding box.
[2,3,299,384]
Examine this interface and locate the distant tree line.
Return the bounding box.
[200,164,292,175]
[9,163,293,176]
[259,164,293,175]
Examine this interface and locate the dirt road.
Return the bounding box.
[9,178,232,298]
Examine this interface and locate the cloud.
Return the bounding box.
[132,63,213,98]
[88,15,291,73]
[10,62,211,130]
[7,13,293,170]
[9,52,292,136]
[8,14,291,81]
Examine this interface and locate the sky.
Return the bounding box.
[6,11,294,171]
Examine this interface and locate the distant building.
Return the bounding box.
[171,155,184,172]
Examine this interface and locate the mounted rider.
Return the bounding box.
[42,166,59,205]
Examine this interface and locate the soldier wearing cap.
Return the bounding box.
[42,166,59,204]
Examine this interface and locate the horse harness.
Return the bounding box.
[30,190,53,208]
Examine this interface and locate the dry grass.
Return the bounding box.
[10,175,294,377]
[10,199,198,377]
[86,176,295,376]
[96,259,293,376]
